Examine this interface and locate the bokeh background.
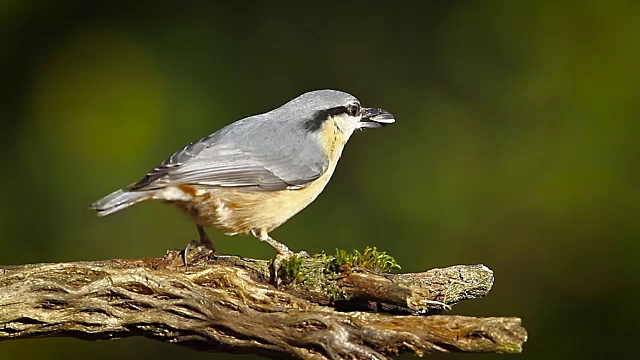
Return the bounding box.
[1,1,638,359]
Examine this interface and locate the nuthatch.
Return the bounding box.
[91,90,395,260]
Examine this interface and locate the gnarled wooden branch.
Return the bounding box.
[0,249,527,359]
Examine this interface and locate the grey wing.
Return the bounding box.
[129,121,329,191]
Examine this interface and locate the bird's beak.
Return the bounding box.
[358,108,396,128]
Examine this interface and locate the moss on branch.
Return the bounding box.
[0,247,526,359]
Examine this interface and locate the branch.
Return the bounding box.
[0,248,527,359]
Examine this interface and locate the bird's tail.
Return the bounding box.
[90,189,155,216]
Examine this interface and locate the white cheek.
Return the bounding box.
[333,115,359,137]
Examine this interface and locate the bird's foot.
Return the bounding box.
[269,249,310,286]
[249,228,308,284]
[197,225,216,252]
[415,300,452,315]
[293,250,310,258]
[182,240,215,268]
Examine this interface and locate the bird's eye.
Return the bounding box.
[347,104,360,117]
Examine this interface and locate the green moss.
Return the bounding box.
[327,287,351,302]
[277,254,308,286]
[331,247,401,274]
[269,247,400,300]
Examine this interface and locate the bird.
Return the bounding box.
[91,89,395,264]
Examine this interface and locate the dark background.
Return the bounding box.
[1,1,638,359]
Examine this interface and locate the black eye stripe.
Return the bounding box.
[324,106,349,116]
[303,106,348,131]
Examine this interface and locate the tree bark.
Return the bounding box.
[0,248,527,359]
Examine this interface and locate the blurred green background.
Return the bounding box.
[1,1,638,359]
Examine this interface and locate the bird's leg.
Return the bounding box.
[182,226,216,267]
[197,225,216,252]
[251,228,293,256]
[250,228,308,282]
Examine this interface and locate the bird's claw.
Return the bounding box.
[183,240,215,268]
[415,300,452,315]
[269,250,309,285]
